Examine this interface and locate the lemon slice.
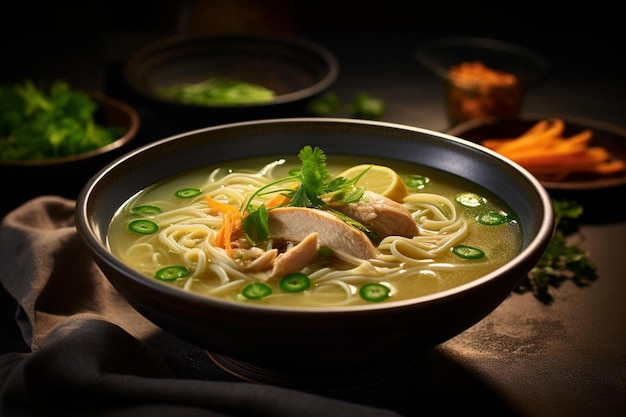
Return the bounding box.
[337,164,409,202]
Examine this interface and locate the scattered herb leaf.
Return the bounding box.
[350,92,386,119]
[307,91,342,116]
[514,199,598,303]
[308,91,386,120]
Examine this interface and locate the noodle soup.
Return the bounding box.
[107,148,522,307]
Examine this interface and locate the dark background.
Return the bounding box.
[3,0,624,128]
[3,0,623,100]
[4,0,623,35]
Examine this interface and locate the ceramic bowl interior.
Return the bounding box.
[75,118,553,388]
[0,92,139,217]
[123,34,339,127]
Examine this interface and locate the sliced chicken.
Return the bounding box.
[267,207,379,260]
[243,248,278,272]
[271,232,319,278]
[323,190,419,238]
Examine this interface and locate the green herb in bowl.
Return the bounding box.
[0,79,125,162]
[155,77,276,106]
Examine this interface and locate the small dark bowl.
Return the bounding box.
[0,92,139,218]
[446,114,626,223]
[75,118,553,389]
[123,34,339,128]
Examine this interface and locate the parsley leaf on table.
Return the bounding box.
[514,199,598,304]
[308,91,386,120]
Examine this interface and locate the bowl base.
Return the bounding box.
[206,350,420,393]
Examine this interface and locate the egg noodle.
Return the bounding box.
[110,158,516,307]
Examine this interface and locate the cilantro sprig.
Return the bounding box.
[514,199,598,303]
[241,146,369,244]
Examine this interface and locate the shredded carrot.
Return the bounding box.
[204,195,242,256]
[480,118,625,181]
[265,182,300,208]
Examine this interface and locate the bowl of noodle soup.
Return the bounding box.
[75,118,553,388]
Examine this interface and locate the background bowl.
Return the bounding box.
[75,118,553,388]
[415,36,549,125]
[446,114,626,223]
[123,34,339,129]
[0,92,139,218]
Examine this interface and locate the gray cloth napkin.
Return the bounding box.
[0,196,405,417]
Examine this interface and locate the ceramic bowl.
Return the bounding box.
[75,118,553,389]
[0,92,139,217]
[123,34,339,129]
[447,114,626,223]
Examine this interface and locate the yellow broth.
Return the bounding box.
[107,154,522,307]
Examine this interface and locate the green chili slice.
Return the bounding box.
[242,282,272,300]
[455,192,486,207]
[359,283,390,302]
[155,266,190,281]
[175,188,202,198]
[452,245,485,259]
[131,205,163,216]
[279,273,311,293]
[128,219,159,234]
[405,174,430,190]
[477,211,508,225]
